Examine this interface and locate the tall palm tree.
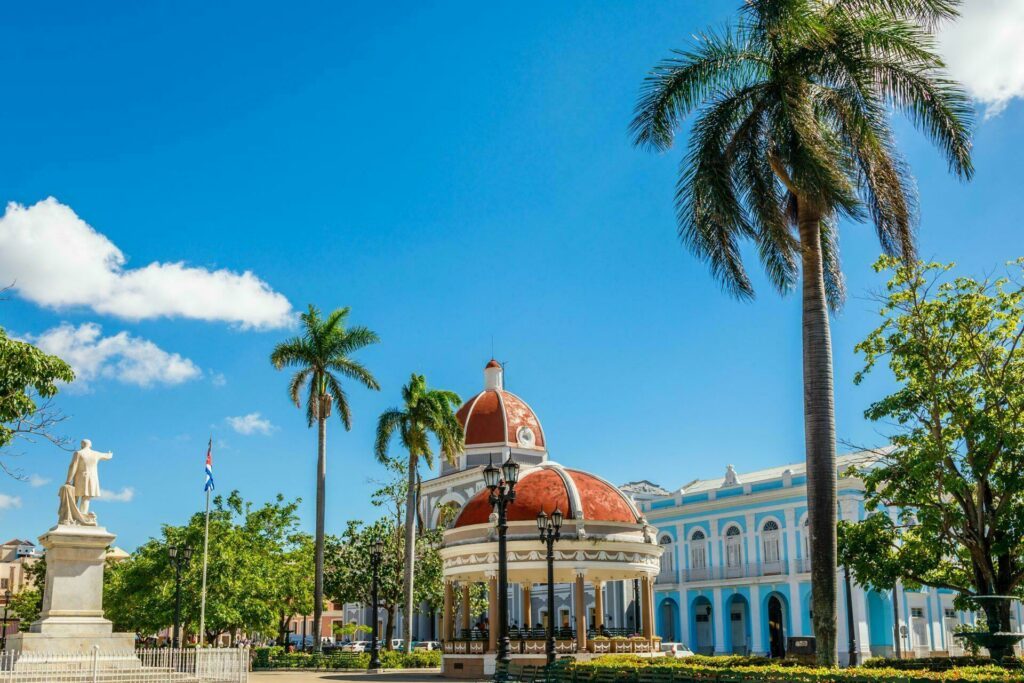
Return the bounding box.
[631,0,972,665]
[271,305,380,652]
[375,373,463,653]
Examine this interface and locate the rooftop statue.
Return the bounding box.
[58,439,113,526]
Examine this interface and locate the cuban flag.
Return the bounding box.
[204,439,215,492]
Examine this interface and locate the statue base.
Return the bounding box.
[6,524,137,660]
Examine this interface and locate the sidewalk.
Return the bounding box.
[251,670,476,683]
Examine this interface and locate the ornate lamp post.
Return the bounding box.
[368,537,383,671]
[483,453,520,676]
[844,565,857,666]
[168,545,193,648]
[537,507,563,666]
[1,589,12,650]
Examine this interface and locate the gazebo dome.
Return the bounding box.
[455,360,546,451]
[453,462,642,528]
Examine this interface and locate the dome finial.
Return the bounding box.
[484,359,503,390]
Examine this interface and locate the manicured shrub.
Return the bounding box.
[565,656,1021,681]
[250,646,440,670]
[862,656,1023,671]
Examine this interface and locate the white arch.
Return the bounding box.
[432,491,467,528]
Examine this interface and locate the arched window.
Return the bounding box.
[724,525,743,575]
[659,535,675,575]
[761,519,781,572]
[689,529,708,578]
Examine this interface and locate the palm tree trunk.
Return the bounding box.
[402,452,418,653]
[798,204,839,667]
[313,413,327,653]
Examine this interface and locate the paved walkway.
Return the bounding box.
[252,670,471,683]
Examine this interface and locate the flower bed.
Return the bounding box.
[251,646,441,670]
[561,654,1021,681]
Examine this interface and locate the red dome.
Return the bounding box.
[456,361,545,450]
[453,463,642,528]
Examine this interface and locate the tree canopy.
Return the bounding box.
[0,326,74,476]
[844,256,1024,658]
[104,491,313,643]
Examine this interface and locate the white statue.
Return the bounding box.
[722,464,741,487]
[59,439,113,526]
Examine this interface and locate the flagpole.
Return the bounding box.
[199,439,212,646]
[199,484,210,645]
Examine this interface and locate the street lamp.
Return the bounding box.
[537,507,563,666]
[1,589,12,650]
[168,545,193,648]
[368,537,383,672]
[843,565,857,666]
[483,452,520,676]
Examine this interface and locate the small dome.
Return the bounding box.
[456,361,545,451]
[453,462,642,528]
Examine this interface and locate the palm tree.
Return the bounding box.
[631,0,972,665]
[375,373,463,653]
[271,305,380,652]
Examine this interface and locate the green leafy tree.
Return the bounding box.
[270,305,380,651]
[0,326,74,476]
[630,0,973,664]
[104,491,311,643]
[845,256,1024,660]
[8,588,42,625]
[375,373,463,651]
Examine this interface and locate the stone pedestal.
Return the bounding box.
[7,524,135,655]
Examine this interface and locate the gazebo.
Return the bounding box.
[438,461,664,678]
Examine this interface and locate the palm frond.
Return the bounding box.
[324,374,352,430]
[631,25,767,151]
[375,409,407,462]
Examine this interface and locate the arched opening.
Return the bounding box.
[766,594,787,658]
[761,520,782,574]
[689,529,708,580]
[658,597,679,642]
[726,593,750,654]
[724,525,743,578]
[659,535,675,581]
[691,596,714,655]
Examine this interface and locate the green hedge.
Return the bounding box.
[251,646,440,670]
[862,656,1023,671]
[561,655,1022,682]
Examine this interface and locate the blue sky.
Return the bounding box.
[1,1,1022,550]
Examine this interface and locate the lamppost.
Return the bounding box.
[843,565,857,666]
[368,537,383,672]
[482,453,520,676]
[1,589,12,650]
[536,507,563,666]
[168,545,193,648]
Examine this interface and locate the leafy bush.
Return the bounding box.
[250,647,440,670]
[862,656,1023,671]
[566,656,1021,681]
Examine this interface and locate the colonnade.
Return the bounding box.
[441,573,657,653]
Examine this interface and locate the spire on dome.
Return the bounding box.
[484,359,503,390]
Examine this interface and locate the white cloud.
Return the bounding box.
[28,322,201,389]
[0,198,294,329]
[27,474,50,488]
[211,372,227,388]
[0,493,22,510]
[226,412,276,436]
[939,0,1024,117]
[98,487,134,503]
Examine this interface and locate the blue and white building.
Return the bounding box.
[636,454,1024,663]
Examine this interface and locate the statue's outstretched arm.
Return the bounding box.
[101,451,113,461]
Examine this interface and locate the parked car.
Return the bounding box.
[413,640,440,651]
[660,642,694,658]
[341,640,370,652]
[390,639,404,650]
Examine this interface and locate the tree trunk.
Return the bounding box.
[312,413,327,652]
[402,452,418,653]
[386,606,396,650]
[798,204,839,667]
[981,596,1014,660]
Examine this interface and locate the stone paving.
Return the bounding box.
[251,670,476,683]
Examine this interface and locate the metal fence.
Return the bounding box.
[0,647,248,683]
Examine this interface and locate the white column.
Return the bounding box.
[708,519,718,569]
[790,580,804,635]
[679,590,690,647]
[783,508,797,575]
[851,584,871,660]
[745,513,757,575]
[712,588,726,655]
[750,585,763,655]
